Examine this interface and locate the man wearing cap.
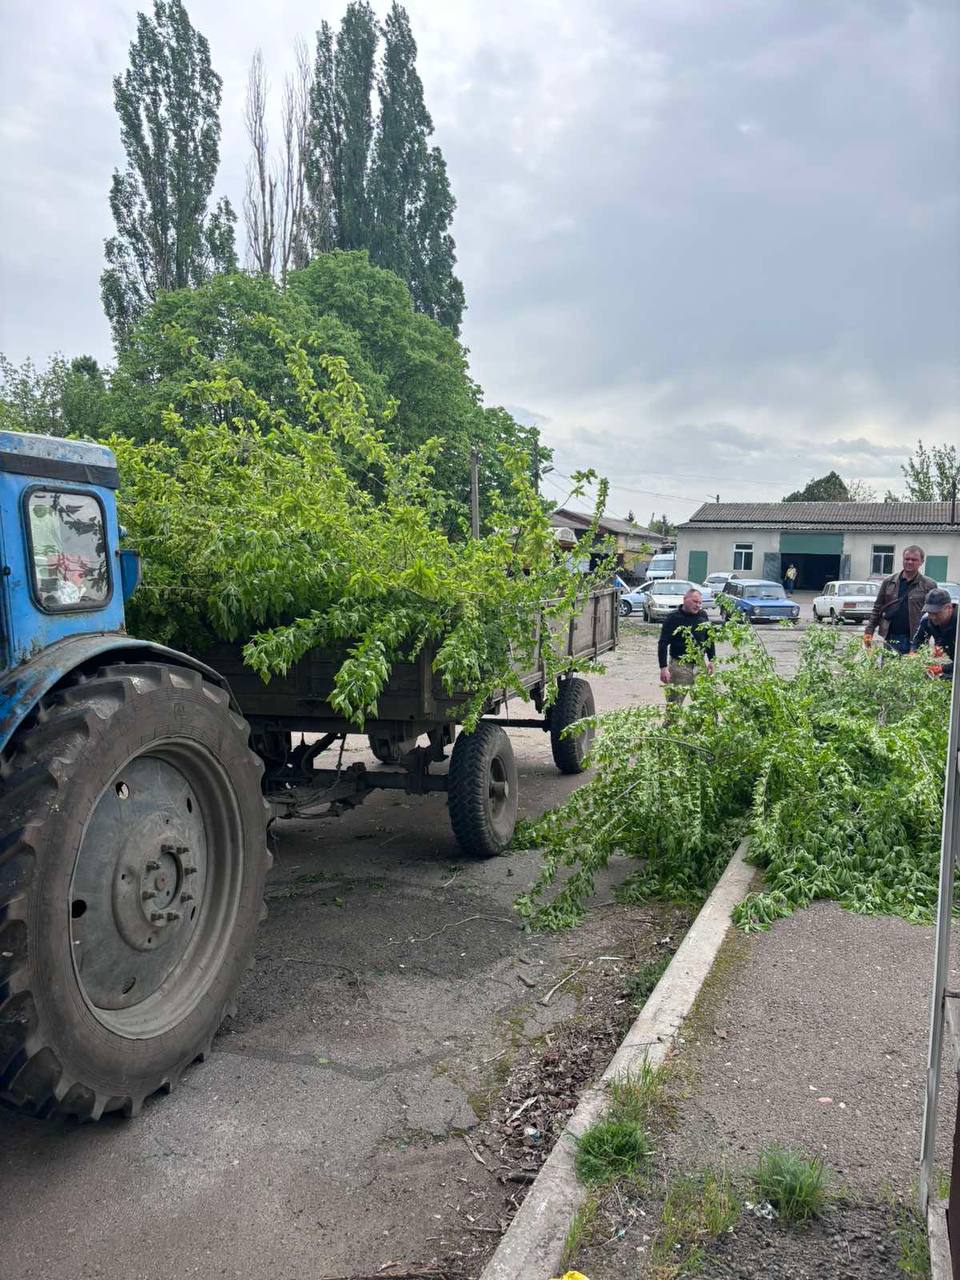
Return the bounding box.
[909,587,956,679]
[864,545,937,655]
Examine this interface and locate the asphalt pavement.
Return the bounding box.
[0,628,668,1279]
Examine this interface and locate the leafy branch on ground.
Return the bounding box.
[112,324,612,727]
[517,623,948,930]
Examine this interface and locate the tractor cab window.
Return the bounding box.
[27,490,109,610]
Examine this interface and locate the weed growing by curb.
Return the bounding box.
[895,1203,932,1278]
[751,1144,827,1222]
[561,1193,601,1266]
[574,1116,652,1186]
[624,954,671,1008]
[574,1062,666,1187]
[649,1168,738,1278]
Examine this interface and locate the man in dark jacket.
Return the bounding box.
[864,546,937,655]
[658,587,715,709]
[910,587,956,679]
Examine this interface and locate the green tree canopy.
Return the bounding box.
[101,0,237,344]
[899,442,960,501]
[782,471,850,502]
[0,354,111,439]
[6,253,541,527]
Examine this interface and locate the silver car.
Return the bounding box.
[620,579,718,622]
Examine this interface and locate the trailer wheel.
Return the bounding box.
[447,723,518,858]
[368,735,402,765]
[550,676,596,775]
[0,663,269,1120]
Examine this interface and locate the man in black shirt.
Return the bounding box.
[910,587,956,679]
[658,587,715,709]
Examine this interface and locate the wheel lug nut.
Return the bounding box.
[180,892,193,903]
[142,889,156,901]
[183,864,197,876]
[150,911,166,922]
[145,860,160,871]
[165,911,181,922]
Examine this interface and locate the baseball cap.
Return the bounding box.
[924,587,952,610]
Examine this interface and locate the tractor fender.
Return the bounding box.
[1,634,237,754]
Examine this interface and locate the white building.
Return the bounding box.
[676,501,960,591]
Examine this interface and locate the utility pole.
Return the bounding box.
[707,493,720,505]
[470,447,480,539]
[531,442,540,495]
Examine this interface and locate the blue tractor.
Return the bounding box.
[0,431,269,1119]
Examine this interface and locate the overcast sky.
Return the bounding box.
[1,0,957,519]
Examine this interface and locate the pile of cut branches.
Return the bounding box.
[110,325,610,726]
[517,623,949,930]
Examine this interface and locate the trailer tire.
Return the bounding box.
[447,723,518,858]
[550,676,596,775]
[368,735,403,765]
[0,662,269,1120]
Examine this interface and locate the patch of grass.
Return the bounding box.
[574,1062,665,1186]
[624,954,672,1007]
[649,1168,738,1278]
[608,1061,667,1122]
[751,1144,827,1223]
[561,1193,601,1265]
[895,1203,931,1279]
[574,1117,652,1186]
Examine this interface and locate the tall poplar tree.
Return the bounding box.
[368,3,463,333]
[101,0,237,345]
[305,2,464,333]
[306,3,377,254]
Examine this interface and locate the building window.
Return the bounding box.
[871,544,895,576]
[733,543,753,571]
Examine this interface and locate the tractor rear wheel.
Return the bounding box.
[0,663,269,1120]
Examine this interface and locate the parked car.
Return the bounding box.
[811,580,878,625]
[644,552,676,581]
[938,582,960,604]
[620,578,719,621]
[720,579,800,624]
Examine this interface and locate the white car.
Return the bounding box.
[811,580,878,625]
[620,578,719,622]
[644,552,676,581]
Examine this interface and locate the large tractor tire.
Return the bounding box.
[447,723,518,858]
[550,676,596,775]
[0,663,270,1120]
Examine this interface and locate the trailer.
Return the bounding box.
[203,589,618,858]
[0,429,616,1120]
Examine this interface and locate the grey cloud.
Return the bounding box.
[0,0,956,521]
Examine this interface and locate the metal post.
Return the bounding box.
[920,653,960,1214]
[470,447,480,539]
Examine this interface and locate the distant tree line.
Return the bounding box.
[782,447,960,503]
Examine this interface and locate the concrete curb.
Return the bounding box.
[928,1199,951,1280]
[479,838,756,1280]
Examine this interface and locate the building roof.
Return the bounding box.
[549,507,666,541]
[683,500,960,533]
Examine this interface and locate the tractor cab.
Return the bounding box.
[0,430,138,674]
